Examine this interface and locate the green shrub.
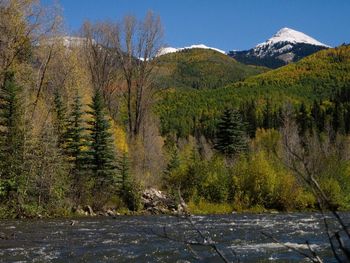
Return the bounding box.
[188,199,233,214]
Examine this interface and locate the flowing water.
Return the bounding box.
[0,213,349,262]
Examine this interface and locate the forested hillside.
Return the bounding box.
[154,48,268,89]
[233,44,350,100]
[158,45,350,138]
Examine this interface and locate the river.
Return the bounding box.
[0,213,348,262]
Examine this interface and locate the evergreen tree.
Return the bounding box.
[275,106,284,129]
[119,153,139,211]
[87,89,117,192]
[0,72,25,204]
[214,109,247,158]
[344,104,350,134]
[332,101,345,134]
[311,100,325,132]
[296,102,310,137]
[65,92,89,201]
[53,89,67,147]
[240,100,257,138]
[163,147,180,186]
[263,99,273,129]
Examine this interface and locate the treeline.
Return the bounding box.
[240,86,350,139]
[158,84,350,141]
[161,106,350,212]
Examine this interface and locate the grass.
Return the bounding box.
[188,199,234,215]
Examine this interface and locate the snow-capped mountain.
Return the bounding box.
[256,27,329,48]
[228,27,330,68]
[158,44,226,56]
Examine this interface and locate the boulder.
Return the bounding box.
[106,209,115,217]
[83,205,95,216]
[141,188,182,215]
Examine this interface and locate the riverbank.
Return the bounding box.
[0,203,322,220]
[0,188,341,220]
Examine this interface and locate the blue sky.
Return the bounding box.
[48,0,350,51]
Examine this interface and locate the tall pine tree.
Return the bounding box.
[53,89,67,147]
[0,72,26,205]
[311,100,325,132]
[65,92,89,201]
[240,100,257,138]
[263,99,273,129]
[163,147,180,184]
[214,109,247,158]
[87,89,118,196]
[296,102,310,137]
[332,101,345,135]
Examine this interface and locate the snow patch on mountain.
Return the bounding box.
[157,47,179,56]
[256,27,329,48]
[158,44,226,56]
[251,27,330,58]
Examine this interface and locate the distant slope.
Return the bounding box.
[154,48,268,89]
[157,45,350,137]
[230,44,350,101]
[229,28,329,69]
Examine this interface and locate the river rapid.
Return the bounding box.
[0,213,349,262]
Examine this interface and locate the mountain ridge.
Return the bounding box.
[157,44,226,56]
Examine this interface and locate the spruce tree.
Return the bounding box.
[214,109,247,158]
[65,92,89,200]
[0,72,25,202]
[240,100,257,138]
[344,104,350,134]
[118,152,139,211]
[296,102,310,136]
[332,101,345,134]
[163,147,180,182]
[263,99,273,129]
[87,89,117,192]
[53,89,67,147]
[311,100,325,132]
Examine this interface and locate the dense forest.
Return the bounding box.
[0,0,350,219]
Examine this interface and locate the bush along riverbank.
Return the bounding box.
[0,184,345,219]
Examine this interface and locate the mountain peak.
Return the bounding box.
[228,27,330,68]
[258,27,330,48]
